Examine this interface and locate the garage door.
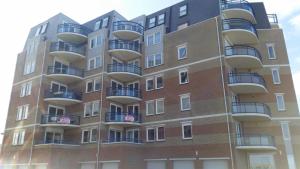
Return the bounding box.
[102,162,118,169]
[34,165,47,169]
[203,160,228,169]
[147,161,166,169]
[18,166,29,169]
[81,163,95,169]
[173,160,194,169]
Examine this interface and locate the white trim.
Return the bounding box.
[181,122,192,140]
[271,67,281,85]
[156,98,165,114]
[198,157,230,160]
[177,43,188,60]
[266,43,277,60]
[275,93,286,111]
[146,127,156,142]
[155,74,164,89]
[144,158,168,161]
[180,93,191,111]
[146,77,155,91]
[170,158,197,161]
[146,100,155,116]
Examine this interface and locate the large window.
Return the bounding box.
[180,94,191,111]
[158,14,165,25]
[146,53,163,68]
[16,105,29,121]
[90,35,102,49]
[146,126,165,142]
[82,128,98,143]
[88,56,101,70]
[182,122,192,139]
[147,32,161,46]
[179,5,187,17]
[275,93,285,111]
[271,68,281,84]
[146,98,165,115]
[20,81,32,97]
[149,17,156,28]
[12,130,25,145]
[86,78,101,93]
[146,75,164,91]
[84,101,100,117]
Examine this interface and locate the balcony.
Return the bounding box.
[47,66,84,83]
[221,0,256,24]
[102,138,143,145]
[106,87,142,104]
[107,64,142,82]
[49,42,86,62]
[232,102,271,121]
[108,40,142,61]
[236,135,277,151]
[225,46,262,69]
[112,21,144,40]
[44,90,82,106]
[223,19,258,45]
[40,114,80,128]
[35,139,79,147]
[228,73,267,94]
[105,112,141,126]
[57,23,91,44]
[268,14,279,28]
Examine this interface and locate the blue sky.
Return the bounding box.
[0,0,299,142]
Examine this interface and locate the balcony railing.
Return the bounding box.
[41,114,80,125]
[107,64,142,76]
[36,139,79,145]
[106,87,141,98]
[57,23,91,36]
[44,89,82,100]
[113,21,144,34]
[109,40,141,53]
[223,18,257,35]
[225,46,262,61]
[47,66,84,77]
[221,0,253,13]
[228,73,266,87]
[232,102,271,116]
[236,134,275,147]
[268,14,278,24]
[103,138,143,144]
[50,42,86,56]
[105,112,141,123]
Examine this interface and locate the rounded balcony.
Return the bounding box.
[57,23,91,44]
[225,46,262,69]
[44,89,82,106]
[232,102,271,121]
[223,19,258,45]
[112,21,144,40]
[106,87,142,104]
[40,114,80,128]
[236,134,277,151]
[49,42,86,62]
[221,0,256,24]
[107,64,142,82]
[104,112,141,126]
[47,66,84,83]
[228,73,268,94]
[108,40,142,61]
[35,139,79,147]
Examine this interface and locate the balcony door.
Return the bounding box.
[127,105,139,120]
[109,129,122,142]
[126,129,139,143]
[44,131,63,144]
[51,81,67,93]
[54,60,68,74]
[111,80,123,95]
[48,105,65,123]
[110,104,122,121]
[127,82,139,97]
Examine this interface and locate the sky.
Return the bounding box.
[0,0,299,142]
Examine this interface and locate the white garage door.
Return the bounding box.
[34,165,47,169]
[81,163,95,169]
[203,160,228,169]
[147,161,166,169]
[102,162,118,169]
[173,160,194,169]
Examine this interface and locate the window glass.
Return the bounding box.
[147,55,155,68]
[146,101,155,115]
[158,14,165,25]
[83,130,90,143]
[94,21,101,31]
[147,79,154,91]
[272,69,281,84]
[87,81,93,92]
[178,46,187,59]
[91,128,97,142]
[180,71,189,84]
[149,17,156,28]
[156,99,164,114]
[155,32,161,44]
[156,76,163,89]
[179,5,187,17]
[181,94,191,111]
[157,127,165,140]
[276,94,285,111]
[155,54,162,65]
[102,17,109,28]
[183,124,192,139]
[147,128,155,141]
[147,35,154,46]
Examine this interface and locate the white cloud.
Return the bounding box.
[289,14,300,30]
[292,71,300,110]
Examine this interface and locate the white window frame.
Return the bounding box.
[180,93,191,111]
[16,105,29,121]
[12,130,25,145]
[102,17,109,28]
[90,36,101,49]
[281,122,291,140]
[81,127,97,143]
[182,122,192,140]
[177,44,187,60]
[156,98,165,114]
[155,74,164,89]
[146,100,155,116]
[179,5,187,17]
[271,68,281,84]
[84,101,100,117]
[154,32,161,44]
[90,127,98,143]
[81,129,90,143]
[40,22,48,34]
[275,93,286,111]
[156,126,165,141]
[94,20,101,31]
[147,34,154,46]
[267,43,277,60]
[85,78,101,93]
[146,53,163,68]
[146,127,156,142]
[146,77,155,91]
[158,14,165,25]
[20,81,32,97]
[179,68,189,84]
[149,17,156,28]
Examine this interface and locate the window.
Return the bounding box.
[156,99,164,114]
[179,69,189,84]
[146,54,163,68]
[147,128,155,142]
[158,14,165,25]
[102,17,109,28]
[35,27,41,36]
[88,56,102,70]
[281,122,291,140]
[86,78,101,93]
[178,44,187,60]
[276,93,285,111]
[24,40,37,75]
[267,44,276,59]
[155,32,161,44]
[271,68,281,84]
[82,128,97,143]
[146,100,155,115]
[12,130,25,145]
[155,53,163,66]
[147,35,154,46]
[179,5,187,17]
[149,17,156,28]
[94,20,101,31]
[146,78,154,91]
[182,122,192,139]
[35,22,48,36]
[157,126,165,141]
[155,75,163,89]
[84,101,100,117]
[177,23,188,30]
[90,35,102,49]
[90,38,95,49]
[249,154,275,169]
[20,81,32,97]
[16,105,29,121]
[180,94,191,111]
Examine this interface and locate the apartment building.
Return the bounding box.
[1,0,299,169]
